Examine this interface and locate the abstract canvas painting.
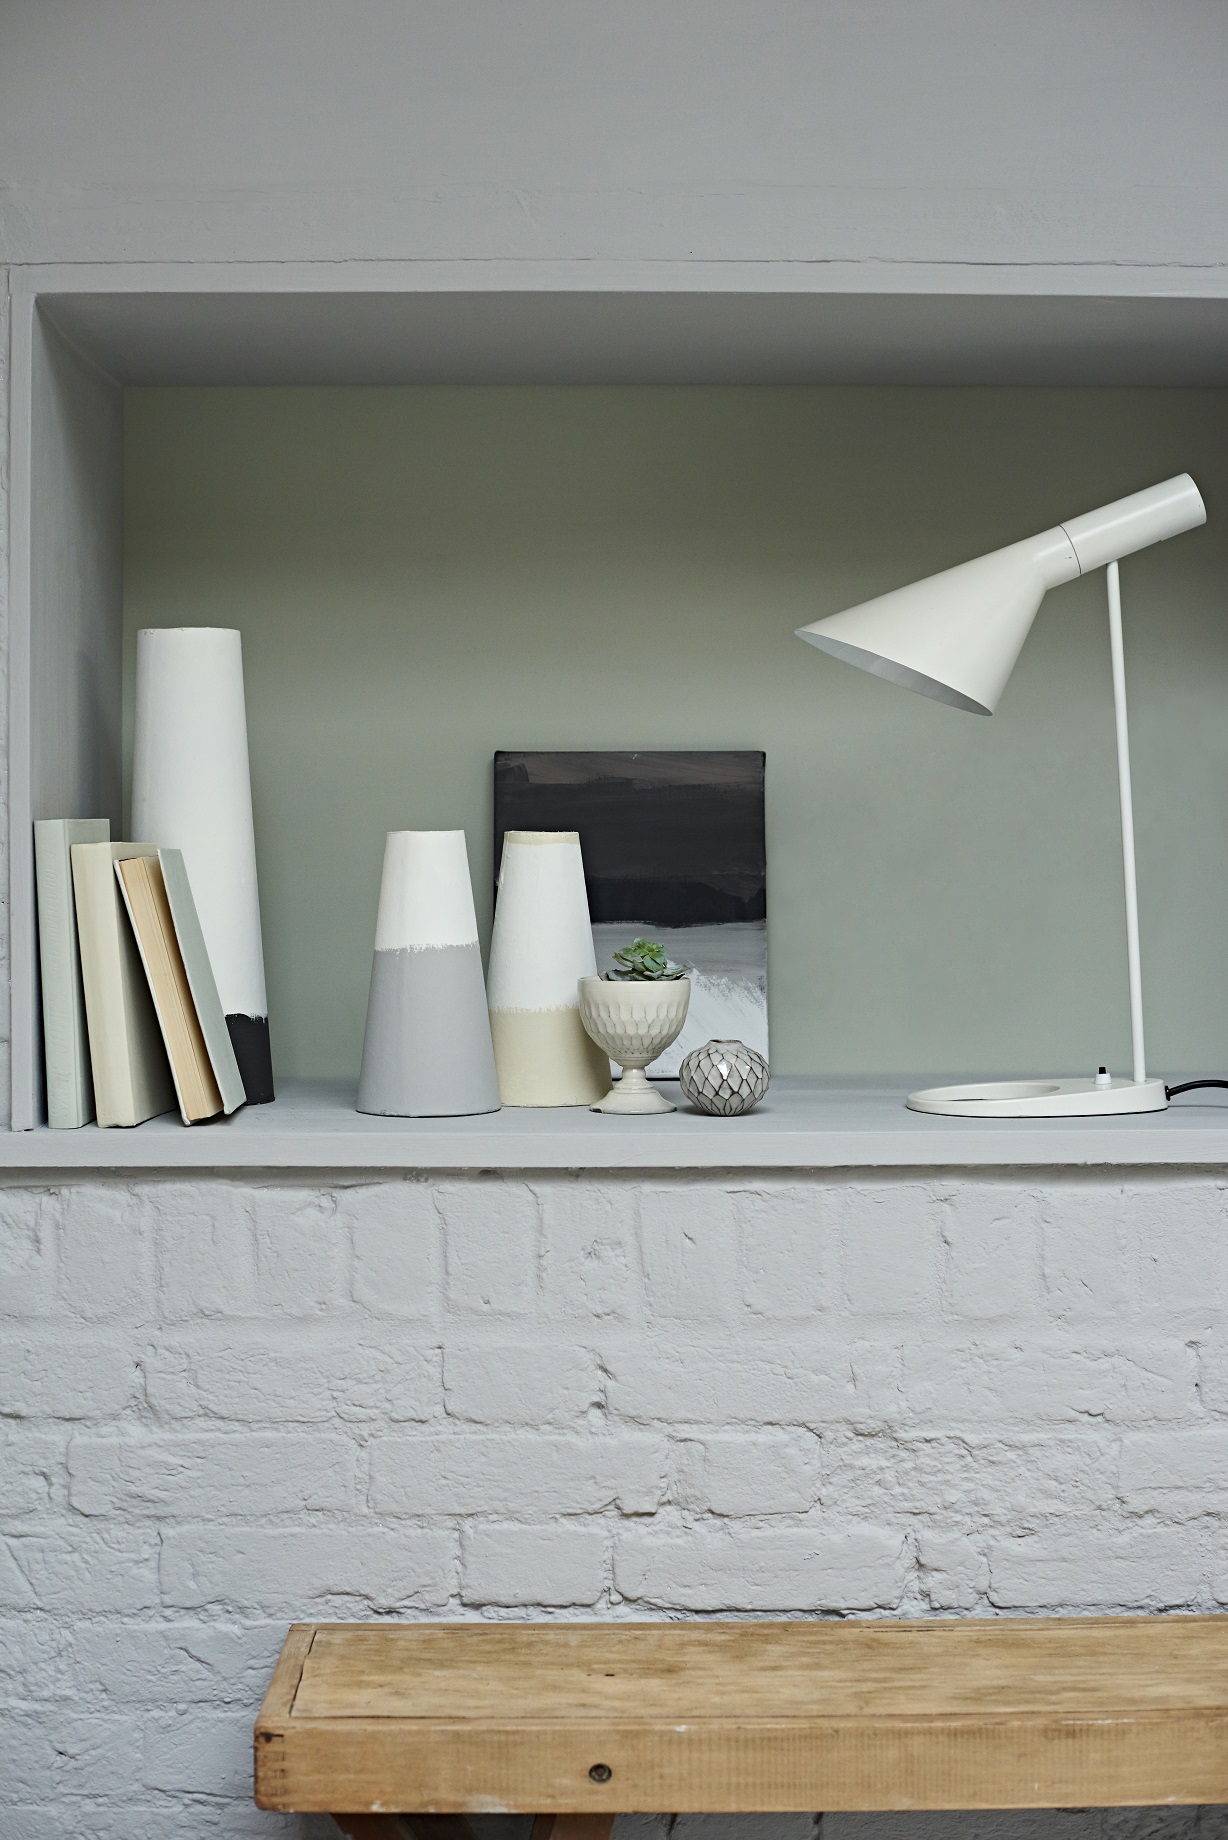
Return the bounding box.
[494,750,766,1077]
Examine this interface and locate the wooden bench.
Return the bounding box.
[255,1618,1228,1840]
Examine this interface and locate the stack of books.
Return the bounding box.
[34,821,249,1129]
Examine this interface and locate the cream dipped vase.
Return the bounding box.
[578,976,691,1114]
[487,831,610,1106]
[357,830,500,1118]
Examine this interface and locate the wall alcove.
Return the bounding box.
[10,276,1228,1164]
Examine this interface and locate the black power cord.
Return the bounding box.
[1165,1079,1228,1100]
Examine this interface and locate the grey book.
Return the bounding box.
[34,818,111,1128]
[156,848,247,1115]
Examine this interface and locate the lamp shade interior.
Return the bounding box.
[796,529,1080,715]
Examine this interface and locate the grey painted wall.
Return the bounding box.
[1,1,1226,274]
[126,383,1228,1083]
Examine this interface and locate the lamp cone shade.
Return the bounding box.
[796,530,1080,716]
[796,476,1205,716]
[487,831,611,1107]
[357,830,500,1118]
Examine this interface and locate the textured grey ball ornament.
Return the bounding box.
[679,1039,769,1117]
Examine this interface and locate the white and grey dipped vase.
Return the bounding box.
[131,627,274,1103]
[357,830,500,1117]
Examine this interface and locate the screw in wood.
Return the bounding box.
[588,1764,612,1782]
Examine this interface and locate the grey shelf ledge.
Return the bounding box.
[4,1076,1228,1171]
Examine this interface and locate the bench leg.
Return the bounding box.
[531,1819,616,1840]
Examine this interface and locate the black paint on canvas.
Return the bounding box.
[226,1014,275,1105]
[494,751,766,926]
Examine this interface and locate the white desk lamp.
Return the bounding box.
[797,474,1207,1119]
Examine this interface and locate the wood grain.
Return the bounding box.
[255,1617,1228,1814]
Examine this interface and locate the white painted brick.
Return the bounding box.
[988,1529,1205,1608]
[735,1183,829,1319]
[1126,1177,1228,1323]
[160,1525,454,1612]
[65,1621,286,1706]
[440,1178,539,1316]
[639,1184,739,1321]
[899,1338,1194,1427]
[0,1618,68,1702]
[603,1337,899,1427]
[0,1186,58,1316]
[57,1183,151,1320]
[8,1156,1227,1836]
[369,1430,667,1515]
[671,1820,816,1840]
[0,1428,63,1517]
[343,1179,442,1319]
[938,1180,1042,1320]
[841,1182,939,1314]
[462,1521,608,1605]
[0,1530,161,1612]
[1118,1430,1228,1502]
[151,1184,256,1318]
[825,1817,1098,1840]
[0,1812,249,1840]
[674,1430,822,1515]
[67,1430,357,1516]
[0,1710,143,1800]
[142,1706,251,1797]
[823,1431,1118,1521]
[916,1531,990,1610]
[1040,1181,1132,1322]
[615,1522,907,1610]
[250,1186,347,1314]
[0,1329,141,1418]
[145,1325,439,1423]
[538,1180,638,1320]
[1196,1339,1228,1416]
[444,1342,601,1424]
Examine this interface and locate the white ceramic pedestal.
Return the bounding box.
[907,1076,1169,1118]
[578,976,691,1115]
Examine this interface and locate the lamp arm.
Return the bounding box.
[1106,559,1146,1086]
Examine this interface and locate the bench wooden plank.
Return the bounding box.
[255,1617,1228,1814]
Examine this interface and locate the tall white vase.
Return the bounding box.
[358,831,500,1118]
[487,830,610,1106]
[130,627,274,1103]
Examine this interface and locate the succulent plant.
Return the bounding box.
[606,938,689,981]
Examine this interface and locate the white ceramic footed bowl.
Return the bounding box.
[577,976,691,1114]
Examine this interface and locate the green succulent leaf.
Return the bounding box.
[606,938,690,981]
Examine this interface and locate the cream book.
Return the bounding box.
[71,842,176,1128]
[35,818,110,1128]
[116,851,245,1124]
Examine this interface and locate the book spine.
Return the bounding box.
[72,844,138,1128]
[35,822,109,1128]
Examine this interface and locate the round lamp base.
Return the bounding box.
[906,1076,1168,1119]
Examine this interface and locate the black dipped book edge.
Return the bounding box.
[225,1014,275,1104]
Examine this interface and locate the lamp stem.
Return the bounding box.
[1106,559,1147,1085]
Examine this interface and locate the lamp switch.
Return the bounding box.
[1095,1066,1112,1087]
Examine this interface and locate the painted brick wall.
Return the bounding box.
[3,1167,1228,1838]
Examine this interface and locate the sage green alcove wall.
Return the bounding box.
[124,386,1228,1083]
